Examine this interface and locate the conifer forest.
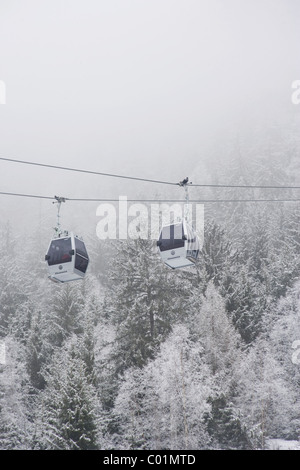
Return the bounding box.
[1,115,300,450]
[1,0,300,452]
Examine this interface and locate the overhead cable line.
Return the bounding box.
[189,182,300,189]
[1,190,300,203]
[0,157,178,186]
[0,190,54,200]
[1,156,300,190]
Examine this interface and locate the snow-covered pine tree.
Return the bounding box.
[0,226,31,337]
[0,337,33,449]
[106,238,191,374]
[192,282,243,379]
[36,336,101,449]
[235,336,297,448]
[190,282,252,449]
[113,325,212,450]
[201,219,237,288]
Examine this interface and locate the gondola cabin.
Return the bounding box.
[45,232,89,283]
[157,221,200,269]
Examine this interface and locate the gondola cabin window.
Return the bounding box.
[47,237,72,265]
[74,237,89,274]
[158,223,185,252]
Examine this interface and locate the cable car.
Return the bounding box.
[157,220,200,269]
[45,231,89,283]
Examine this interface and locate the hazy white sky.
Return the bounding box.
[0,0,300,228]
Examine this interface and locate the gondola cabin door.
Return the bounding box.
[157,221,199,269]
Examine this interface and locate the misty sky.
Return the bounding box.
[0,0,300,233]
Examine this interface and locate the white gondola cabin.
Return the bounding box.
[157,220,200,269]
[45,232,89,283]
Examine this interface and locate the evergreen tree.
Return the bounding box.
[222,261,268,344]
[205,394,251,449]
[201,220,237,287]
[0,337,33,449]
[107,238,190,374]
[48,283,85,347]
[25,311,47,391]
[189,283,253,448]
[37,337,101,450]
[114,325,212,450]
[59,353,99,449]
[0,228,30,337]
[192,282,242,379]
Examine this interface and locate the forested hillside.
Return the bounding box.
[1,117,300,450]
[1,0,300,452]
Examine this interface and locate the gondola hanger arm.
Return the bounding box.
[178,177,192,187]
[52,195,67,237]
[53,195,67,204]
